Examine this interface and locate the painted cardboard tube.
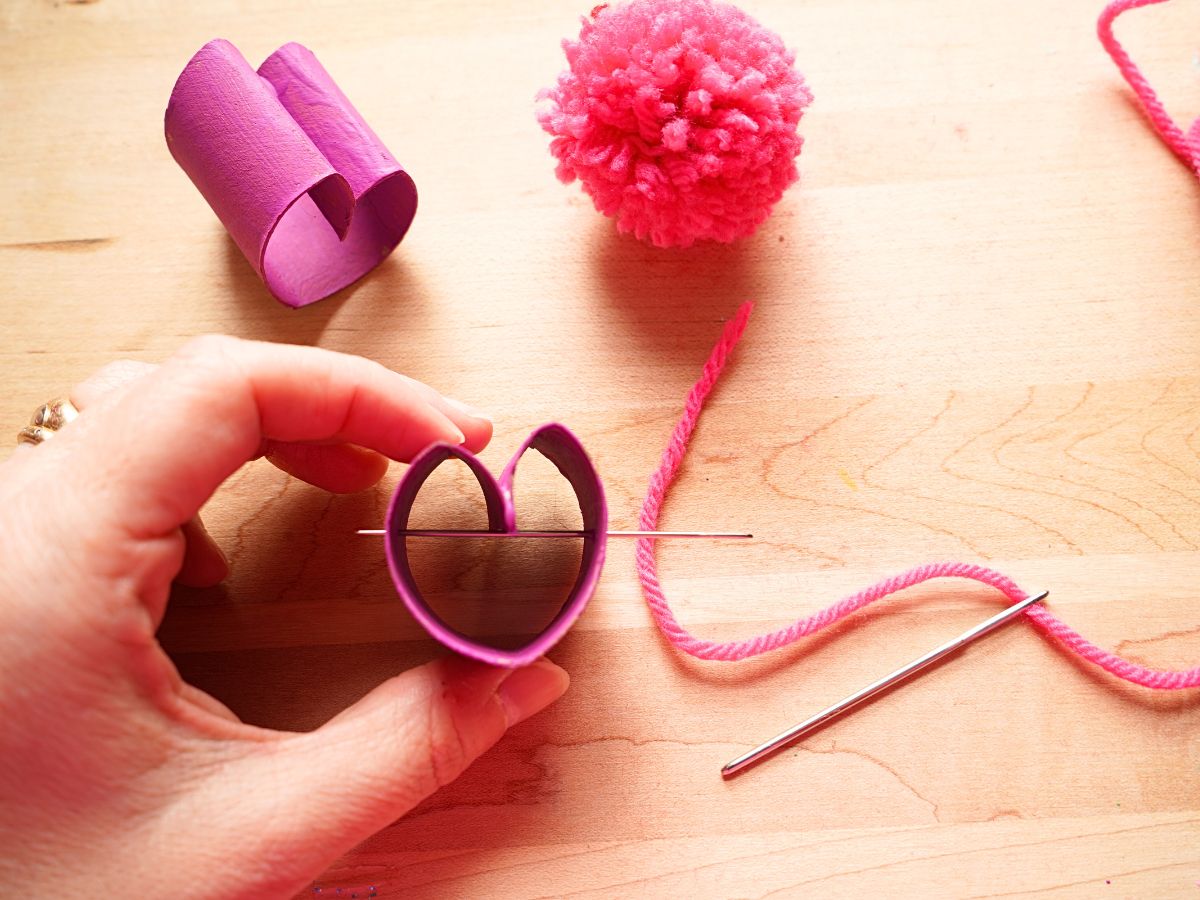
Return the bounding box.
[165,39,417,308]
[385,424,609,668]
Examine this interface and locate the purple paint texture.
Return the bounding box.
[385,424,608,667]
[165,40,417,307]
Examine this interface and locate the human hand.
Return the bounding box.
[0,337,570,898]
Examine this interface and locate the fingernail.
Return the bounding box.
[497,659,570,728]
[436,417,466,445]
[444,396,493,425]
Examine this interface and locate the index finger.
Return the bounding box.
[69,336,481,537]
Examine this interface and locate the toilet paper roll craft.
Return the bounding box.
[1099,0,1200,176]
[536,0,813,248]
[165,39,417,308]
[366,422,749,668]
[638,302,1199,776]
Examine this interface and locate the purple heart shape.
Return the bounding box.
[165,39,417,308]
[385,424,608,667]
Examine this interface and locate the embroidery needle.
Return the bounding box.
[721,590,1049,778]
[356,529,752,539]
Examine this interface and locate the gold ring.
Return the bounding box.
[16,398,79,446]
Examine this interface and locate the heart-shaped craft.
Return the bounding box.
[385,424,608,667]
[165,39,417,308]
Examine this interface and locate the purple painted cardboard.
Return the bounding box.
[385,424,608,668]
[165,39,417,308]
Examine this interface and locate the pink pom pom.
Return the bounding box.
[537,0,812,248]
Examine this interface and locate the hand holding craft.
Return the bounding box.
[0,338,569,897]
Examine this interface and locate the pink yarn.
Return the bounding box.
[536,0,812,248]
[1098,0,1200,174]
[636,302,1200,690]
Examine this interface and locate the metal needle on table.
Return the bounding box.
[356,529,752,539]
[721,590,1049,778]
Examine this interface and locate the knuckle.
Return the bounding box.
[171,335,246,391]
[424,697,472,790]
[93,359,146,381]
[165,335,257,424]
[175,333,240,364]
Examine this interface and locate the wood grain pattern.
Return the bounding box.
[2,0,1198,895]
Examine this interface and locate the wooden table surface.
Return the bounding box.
[3,0,1199,896]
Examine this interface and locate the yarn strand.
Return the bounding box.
[636,302,1200,690]
[1098,0,1200,174]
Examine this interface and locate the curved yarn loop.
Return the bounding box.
[1098,0,1200,173]
[636,302,1200,690]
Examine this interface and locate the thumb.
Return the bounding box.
[205,656,568,891]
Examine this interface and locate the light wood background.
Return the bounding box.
[3,0,1199,896]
